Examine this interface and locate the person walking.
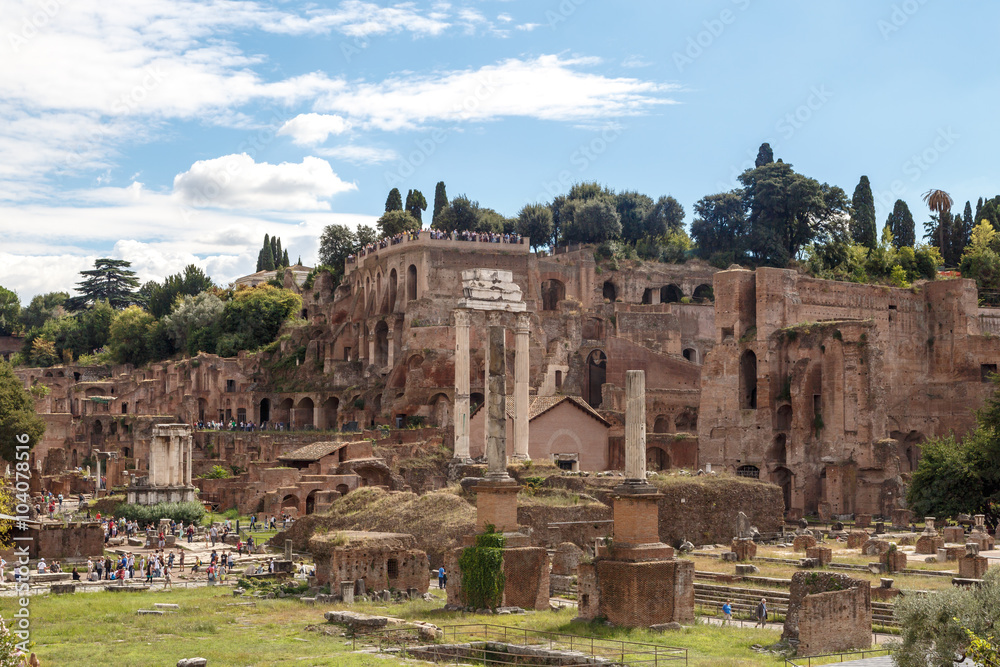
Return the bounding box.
[163,564,172,589]
[722,600,733,626]
[755,598,768,628]
[438,566,446,590]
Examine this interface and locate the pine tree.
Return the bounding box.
[976,197,984,224]
[887,199,915,248]
[262,245,275,271]
[964,200,974,229]
[297,256,302,265]
[755,143,774,168]
[850,176,877,249]
[271,236,279,266]
[65,259,142,310]
[282,249,290,266]
[385,188,403,212]
[256,248,264,272]
[432,181,448,226]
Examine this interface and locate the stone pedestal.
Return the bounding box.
[855,514,872,529]
[732,538,757,561]
[340,581,355,604]
[793,535,817,552]
[474,481,520,533]
[806,546,832,566]
[846,532,869,549]
[915,535,945,555]
[881,550,907,573]
[958,554,989,579]
[942,526,965,544]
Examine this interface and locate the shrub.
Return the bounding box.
[114,501,205,526]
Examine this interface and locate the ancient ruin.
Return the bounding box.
[125,424,196,505]
[782,572,872,656]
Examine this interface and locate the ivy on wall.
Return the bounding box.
[458,524,506,610]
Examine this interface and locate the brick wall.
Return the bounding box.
[783,572,871,655]
[314,546,428,593]
[595,558,694,627]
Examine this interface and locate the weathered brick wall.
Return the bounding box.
[653,478,784,546]
[314,546,428,593]
[502,547,550,611]
[783,571,871,655]
[12,523,104,559]
[595,558,694,627]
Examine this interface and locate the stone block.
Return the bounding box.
[798,558,820,569]
[915,535,944,555]
[958,555,989,579]
[177,660,208,667]
[806,546,832,566]
[735,564,759,575]
[942,526,965,544]
[721,551,738,562]
[861,539,890,556]
[880,550,907,573]
[846,532,869,549]
[793,535,817,552]
[731,538,757,561]
[855,514,871,529]
[50,583,75,594]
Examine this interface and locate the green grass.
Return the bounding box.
[17,584,800,666]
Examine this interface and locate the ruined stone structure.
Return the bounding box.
[308,530,429,594]
[783,572,872,656]
[126,424,196,504]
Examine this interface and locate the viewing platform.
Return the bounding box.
[344,230,530,276]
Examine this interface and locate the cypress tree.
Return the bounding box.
[385,188,403,212]
[282,249,290,266]
[976,197,984,224]
[850,176,877,249]
[964,200,974,229]
[274,238,283,267]
[887,199,915,248]
[432,181,448,226]
[262,244,275,271]
[256,248,264,272]
[297,256,302,265]
[271,236,279,265]
[755,143,774,168]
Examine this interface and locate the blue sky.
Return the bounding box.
[1,0,997,301]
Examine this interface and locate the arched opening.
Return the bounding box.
[736,464,760,479]
[72,450,78,467]
[470,392,485,414]
[641,288,655,305]
[430,393,450,428]
[122,447,131,458]
[281,494,299,513]
[776,404,792,431]
[891,430,925,474]
[407,264,418,301]
[237,407,246,424]
[388,268,398,313]
[374,321,389,367]
[653,415,670,434]
[276,398,293,427]
[694,284,714,302]
[585,349,607,408]
[740,350,758,409]
[336,484,350,496]
[602,281,617,301]
[772,466,792,513]
[674,409,697,433]
[660,284,683,303]
[682,348,698,363]
[121,402,128,414]
[646,446,669,472]
[259,398,271,424]
[407,354,424,370]
[321,397,339,430]
[540,279,565,311]
[44,371,53,378]
[197,398,207,422]
[771,434,787,465]
[295,397,315,429]
[93,420,103,435]
[306,489,317,515]
[109,421,118,435]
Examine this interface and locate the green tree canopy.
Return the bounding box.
[849,175,877,249]
[318,224,357,269]
[0,286,20,336]
[66,258,141,310]
[19,291,68,331]
[356,224,377,247]
[615,191,654,243]
[515,204,554,249]
[432,181,448,226]
[433,195,482,233]
[385,187,403,212]
[755,142,774,167]
[887,199,916,248]
[107,305,157,366]
[645,195,685,237]
[405,189,427,224]
[217,285,301,355]
[376,210,420,237]
[162,291,224,355]
[0,360,46,461]
[690,192,747,263]
[145,265,213,319]
[563,197,621,244]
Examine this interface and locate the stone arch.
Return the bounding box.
[276,398,293,426]
[72,450,78,467]
[660,284,683,303]
[93,420,103,434]
[388,268,398,313]
[407,264,418,301]
[407,354,424,370]
[891,430,925,474]
[693,284,714,302]
[122,446,131,458]
[674,409,697,433]
[336,484,350,496]
[374,321,389,367]
[429,392,450,427]
[85,387,103,398]
[295,397,315,429]
[602,281,617,301]
[646,445,669,472]
[740,350,757,409]
[776,404,793,431]
[281,494,299,513]
[682,348,698,364]
[321,396,339,430]
[44,370,53,378]
[259,398,271,424]
[306,489,318,515]
[540,279,565,311]
[736,464,760,479]
[653,415,670,434]
[585,349,607,408]
[771,434,787,465]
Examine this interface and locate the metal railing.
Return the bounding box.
[354,623,687,666]
[784,646,892,666]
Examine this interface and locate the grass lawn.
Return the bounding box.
[14,584,803,666]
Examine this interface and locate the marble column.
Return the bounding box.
[453,310,471,459]
[513,313,530,460]
[625,370,647,483]
[386,327,395,368]
[186,434,193,485]
[485,316,509,480]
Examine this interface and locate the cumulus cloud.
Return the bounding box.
[313,55,679,131]
[277,113,352,146]
[172,154,356,210]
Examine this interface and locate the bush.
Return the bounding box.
[114,501,205,526]
[201,465,231,479]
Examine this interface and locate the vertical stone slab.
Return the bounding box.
[453,310,471,460]
[624,370,646,484]
[285,539,293,561]
[485,318,508,479]
[513,313,530,460]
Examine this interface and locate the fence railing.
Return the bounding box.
[354,623,687,666]
[784,646,892,666]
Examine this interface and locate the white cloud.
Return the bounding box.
[497,13,513,23]
[515,23,540,32]
[172,154,357,210]
[622,55,653,68]
[315,145,400,165]
[277,113,352,146]
[314,55,679,131]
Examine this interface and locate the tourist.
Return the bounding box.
[186,524,195,543]
[94,558,103,580]
[179,551,185,572]
[192,557,201,574]
[210,525,218,546]
[755,598,768,628]
[37,558,47,574]
[163,563,172,589]
[438,566,446,589]
[721,600,732,626]
[0,557,6,582]
[71,567,80,581]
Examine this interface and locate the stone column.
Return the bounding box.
[453,310,471,460]
[367,330,375,365]
[186,435,193,485]
[513,313,531,460]
[625,370,647,483]
[485,316,509,480]
[95,454,102,496]
[386,327,395,369]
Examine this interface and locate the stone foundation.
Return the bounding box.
[732,538,757,561]
[958,554,989,579]
[880,551,907,573]
[942,527,965,544]
[915,535,944,555]
[445,541,550,611]
[861,539,890,556]
[846,532,869,549]
[783,572,871,657]
[126,485,197,504]
[575,558,694,627]
[805,546,832,566]
[793,535,817,552]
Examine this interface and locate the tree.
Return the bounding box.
[145,265,214,319]
[755,142,774,168]
[923,189,954,256]
[385,188,403,212]
[163,291,224,354]
[850,176,877,249]
[282,249,290,266]
[257,234,272,272]
[887,199,916,248]
[107,305,156,366]
[563,198,621,244]
[66,258,141,310]
[19,292,68,331]
[318,224,357,269]
[691,192,747,262]
[434,195,481,233]
[515,204,554,249]
[405,189,427,224]
[356,224,378,247]
[646,195,685,237]
[432,181,448,226]
[0,360,46,462]
[274,237,284,268]
[0,287,19,336]
[615,191,654,243]
[740,161,848,266]
[218,285,301,355]
[376,210,420,237]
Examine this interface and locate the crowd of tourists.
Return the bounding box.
[197,419,301,432]
[351,229,525,260]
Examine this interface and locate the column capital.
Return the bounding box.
[486,311,504,328]
[515,312,531,333]
[453,309,470,327]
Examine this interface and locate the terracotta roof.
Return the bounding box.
[278,440,351,462]
[472,395,610,427]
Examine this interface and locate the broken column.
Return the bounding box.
[916,516,945,554]
[512,313,530,460]
[576,370,694,627]
[453,309,471,460]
